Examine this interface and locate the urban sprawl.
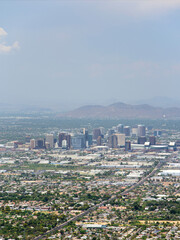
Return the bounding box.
[0,119,180,240]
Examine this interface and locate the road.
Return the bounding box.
[33,160,164,240]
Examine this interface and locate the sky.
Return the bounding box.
[1,0,180,111]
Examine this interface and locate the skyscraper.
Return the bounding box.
[30,139,36,149]
[97,136,102,146]
[99,127,105,136]
[125,141,131,151]
[124,126,131,136]
[138,136,146,144]
[138,125,146,137]
[46,134,54,148]
[115,133,126,146]
[149,136,156,145]
[58,133,71,149]
[36,139,45,149]
[117,124,124,133]
[71,135,86,149]
[93,128,101,140]
[66,134,71,149]
[58,133,66,147]
[108,134,118,148]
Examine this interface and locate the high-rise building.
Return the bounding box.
[62,139,67,149]
[108,133,125,148]
[58,133,71,149]
[149,136,156,145]
[138,125,146,137]
[58,133,66,147]
[87,135,93,146]
[97,136,102,146]
[108,134,118,148]
[124,126,131,136]
[36,139,45,149]
[83,128,89,141]
[138,136,146,144]
[125,141,131,151]
[107,129,115,136]
[66,134,71,149]
[114,133,125,146]
[46,134,54,148]
[131,127,138,137]
[45,142,51,150]
[117,124,124,133]
[82,128,92,148]
[154,130,162,136]
[82,128,86,135]
[93,128,101,140]
[71,135,86,149]
[30,139,36,149]
[99,127,105,136]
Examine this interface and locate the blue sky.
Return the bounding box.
[1,0,180,110]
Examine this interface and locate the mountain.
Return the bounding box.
[134,96,180,108]
[0,103,52,113]
[58,102,180,119]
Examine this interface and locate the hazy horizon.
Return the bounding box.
[1,1,180,111]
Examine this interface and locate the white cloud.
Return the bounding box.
[135,0,180,15]
[96,0,180,17]
[0,41,20,53]
[0,27,19,54]
[0,28,7,38]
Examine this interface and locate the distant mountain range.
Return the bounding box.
[0,103,52,113]
[133,96,180,108]
[58,102,180,119]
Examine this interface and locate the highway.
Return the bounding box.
[33,160,164,240]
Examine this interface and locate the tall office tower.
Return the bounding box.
[138,125,146,137]
[149,136,156,145]
[62,139,67,149]
[108,129,115,136]
[83,128,88,141]
[125,141,131,151]
[114,133,126,146]
[66,134,71,149]
[82,128,86,135]
[71,135,86,149]
[124,126,131,136]
[58,133,71,149]
[82,128,91,148]
[154,130,162,136]
[138,136,147,144]
[108,134,118,148]
[93,128,101,140]
[58,133,66,147]
[99,127,105,136]
[45,142,51,150]
[46,134,54,148]
[97,136,102,146]
[30,139,36,149]
[131,127,138,137]
[87,135,93,146]
[117,124,124,133]
[36,139,45,149]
